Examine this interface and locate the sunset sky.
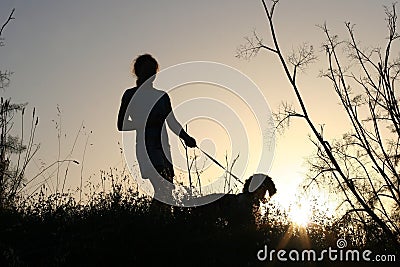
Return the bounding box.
[1,0,396,207]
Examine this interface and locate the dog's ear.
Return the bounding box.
[247,173,267,193]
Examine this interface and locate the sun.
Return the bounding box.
[288,200,311,227]
[267,184,338,228]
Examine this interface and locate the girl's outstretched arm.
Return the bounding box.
[165,94,196,147]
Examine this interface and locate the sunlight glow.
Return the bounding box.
[288,201,311,227]
[269,184,338,228]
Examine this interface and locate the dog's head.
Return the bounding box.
[242,174,277,201]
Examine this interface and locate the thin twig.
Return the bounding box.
[0,8,15,37]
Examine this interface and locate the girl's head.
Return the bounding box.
[133,54,159,86]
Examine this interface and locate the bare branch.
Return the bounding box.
[0,8,15,37]
[287,43,318,81]
[288,43,318,70]
[272,102,304,134]
[241,0,400,242]
[236,30,277,59]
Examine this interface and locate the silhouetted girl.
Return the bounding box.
[118,54,196,202]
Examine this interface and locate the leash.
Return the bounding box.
[196,146,244,185]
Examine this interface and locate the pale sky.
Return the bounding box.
[0,0,396,205]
